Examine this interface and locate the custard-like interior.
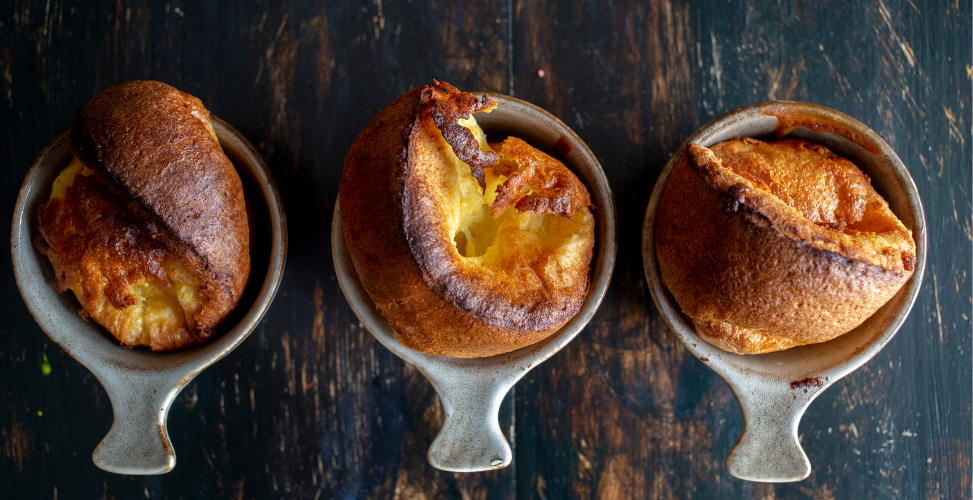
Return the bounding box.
[449,117,592,265]
[49,157,202,346]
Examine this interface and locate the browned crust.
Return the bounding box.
[490,137,593,218]
[340,83,593,357]
[421,82,592,219]
[424,80,499,189]
[66,80,249,340]
[36,173,206,350]
[656,142,915,354]
[690,143,914,274]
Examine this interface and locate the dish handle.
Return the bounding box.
[725,380,821,482]
[92,369,182,475]
[424,370,514,472]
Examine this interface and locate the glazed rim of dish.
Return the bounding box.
[643,101,926,378]
[12,116,287,370]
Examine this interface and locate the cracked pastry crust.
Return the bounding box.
[340,81,595,358]
[656,138,915,355]
[36,81,249,351]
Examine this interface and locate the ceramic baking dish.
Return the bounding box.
[642,101,926,482]
[332,93,617,472]
[12,117,287,474]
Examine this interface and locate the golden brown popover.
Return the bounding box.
[36,81,250,351]
[340,81,595,358]
[656,138,915,354]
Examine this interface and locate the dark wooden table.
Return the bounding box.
[2,1,970,498]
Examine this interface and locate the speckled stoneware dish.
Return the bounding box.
[642,101,926,482]
[11,117,287,475]
[332,94,617,472]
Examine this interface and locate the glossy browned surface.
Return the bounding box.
[656,142,914,354]
[491,137,593,218]
[36,169,209,351]
[710,138,872,231]
[72,81,250,334]
[425,81,500,188]
[1,1,969,498]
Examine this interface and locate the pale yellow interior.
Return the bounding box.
[50,157,202,343]
[447,116,592,266]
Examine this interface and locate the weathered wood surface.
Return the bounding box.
[0,1,969,498]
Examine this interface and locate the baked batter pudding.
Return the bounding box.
[36,81,249,351]
[656,138,915,354]
[340,82,595,358]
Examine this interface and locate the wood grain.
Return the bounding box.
[512,0,970,498]
[0,0,969,498]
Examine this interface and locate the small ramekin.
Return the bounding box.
[332,93,617,472]
[642,101,926,482]
[11,117,286,474]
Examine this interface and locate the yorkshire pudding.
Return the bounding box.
[36,81,250,351]
[340,82,595,358]
[656,137,915,354]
